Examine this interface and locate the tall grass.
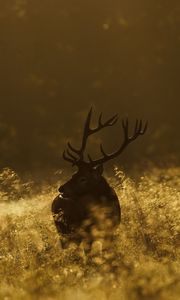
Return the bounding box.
[0,166,179,300]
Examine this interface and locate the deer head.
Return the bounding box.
[59,108,147,199]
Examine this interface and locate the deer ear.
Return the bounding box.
[94,164,104,176]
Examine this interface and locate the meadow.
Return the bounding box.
[0,166,179,300]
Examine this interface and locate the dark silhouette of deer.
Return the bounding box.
[52,108,147,250]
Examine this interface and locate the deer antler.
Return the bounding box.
[88,118,148,166]
[63,108,147,167]
[63,107,118,166]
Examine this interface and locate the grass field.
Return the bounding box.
[0,166,179,300]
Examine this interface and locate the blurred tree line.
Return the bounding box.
[0,0,179,174]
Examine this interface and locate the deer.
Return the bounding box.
[52,108,147,251]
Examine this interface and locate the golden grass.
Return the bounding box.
[0,166,179,300]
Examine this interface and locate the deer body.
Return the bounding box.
[52,108,147,249]
[52,167,121,246]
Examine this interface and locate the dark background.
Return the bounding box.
[0,0,179,175]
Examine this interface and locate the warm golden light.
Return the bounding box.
[0,1,179,299]
[0,166,179,299]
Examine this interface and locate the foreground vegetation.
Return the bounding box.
[0,166,179,300]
